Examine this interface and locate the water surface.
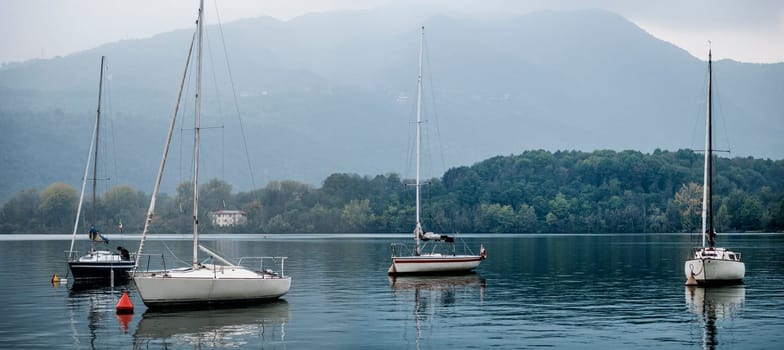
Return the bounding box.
[0,233,782,349]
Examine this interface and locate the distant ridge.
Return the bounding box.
[0,8,782,202]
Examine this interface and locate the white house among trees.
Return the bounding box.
[209,210,248,227]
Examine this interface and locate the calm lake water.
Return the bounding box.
[0,233,782,349]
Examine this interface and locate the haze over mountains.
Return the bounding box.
[0,8,782,202]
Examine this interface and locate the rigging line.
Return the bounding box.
[204,26,228,185]
[161,240,192,267]
[102,60,120,194]
[134,28,197,272]
[688,62,710,155]
[423,34,447,178]
[213,0,258,194]
[179,50,196,197]
[405,79,417,182]
[711,66,733,156]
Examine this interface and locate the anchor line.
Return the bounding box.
[689,261,705,278]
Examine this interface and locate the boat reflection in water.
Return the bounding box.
[390,273,487,294]
[132,300,289,348]
[390,273,486,349]
[67,286,132,349]
[685,285,745,350]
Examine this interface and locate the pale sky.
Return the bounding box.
[1,0,782,64]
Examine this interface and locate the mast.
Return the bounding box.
[701,48,714,248]
[68,73,100,260]
[91,56,105,250]
[192,0,204,267]
[133,31,197,274]
[414,26,424,256]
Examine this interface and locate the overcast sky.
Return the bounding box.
[1,0,782,64]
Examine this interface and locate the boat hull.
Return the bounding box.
[133,265,291,308]
[68,250,134,282]
[68,261,134,281]
[390,255,482,275]
[684,258,745,285]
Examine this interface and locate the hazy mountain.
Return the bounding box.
[1,8,782,203]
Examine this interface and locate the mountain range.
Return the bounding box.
[1,8,782,203]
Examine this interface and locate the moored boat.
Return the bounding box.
[388,26,486,275]
[66,56,134,284]
[683,48,745,286]
[132,0,290,308]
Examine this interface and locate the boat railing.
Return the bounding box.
[390,243,412,257]
[64,249,136,262]
[689,247,743,261]
[134,253,169,275]
[65,250,80,261]
[237,256,288,277]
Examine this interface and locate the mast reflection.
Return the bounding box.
[390,273,486,349]
[685,285,745,350]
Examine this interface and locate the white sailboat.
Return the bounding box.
[684,49,745,285]
[133,0,290,307]
[388,26,487,275]
[66,56,134,284]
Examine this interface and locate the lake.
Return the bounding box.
[0,233,782,349]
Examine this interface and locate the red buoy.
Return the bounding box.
[116,291,134,314]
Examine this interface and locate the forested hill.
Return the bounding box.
[2,149,782,234]
[438,149,783,233]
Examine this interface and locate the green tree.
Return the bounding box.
[0,189,40,233]
[38,182,78,232]
[673,183,702,232]
[201,179,233,216]
[546,193,572,232]
[716,202,731,232]
[517,204,538,233]
[737,196,764,230]
[102,185,147,233]
[476,203,516,233]
[340,199,375,232]
[768,200,784,231]
[265,214,293,233]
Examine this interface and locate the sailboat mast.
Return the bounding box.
[192,0,203,267]
[92,55,105,245]
[701,49,714,247]
[132,32,197,274]
[415,26,424,256]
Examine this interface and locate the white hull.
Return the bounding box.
[684,250,745,285]
[390,254,482,275]
[134,264,291,308]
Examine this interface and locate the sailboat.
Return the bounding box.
[388,26,487,275]
[66,56,134,284]
[683,49,745,285]
[132,0,291,307]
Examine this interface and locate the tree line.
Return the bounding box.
[2,149,782,234]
